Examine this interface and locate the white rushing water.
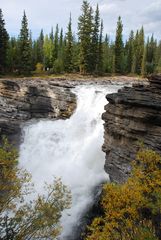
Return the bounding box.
[19,84,119,239]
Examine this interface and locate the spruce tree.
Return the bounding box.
[134,27,144,74]
[7,37,18,72]
[141,46,146,77]
[43,35,53,69]
[0,9,9,73]
[50,27,54,43]
[127,30,134,73]
[115,16,124,74]
[92,4,100,73]
[103,34,110,73]
[146,35,157,74]
[37,29,44,64]
[78,0,94,74]
[52,24,59,62]
[98,20,103,74]
[19,11,32,75]
[64,14,73,72]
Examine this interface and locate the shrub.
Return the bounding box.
[86,149,161,240]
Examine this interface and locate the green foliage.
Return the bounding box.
[78,0,94,74]
[86,149,161,240]
[43,34,54,69]
[53,58,64,74]
[0,9,9,73]
[0,138,71,239]
[35,62,44,73]
[64,14,73,73]
[18,11,32,75]
[115,16,124,74]
[1,4,161,76]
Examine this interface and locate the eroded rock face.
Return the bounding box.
[102,75,161,183]
[0,79,76,143]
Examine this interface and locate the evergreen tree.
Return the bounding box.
[50,27,54,42]
[92,4,100,73]
[18,11,32,75]
[78,0,94,74]
[134,27,144,74]
[52,24,59,62]
[146,35,157,74]
[127,30,134,73]
[59,28,63,50]
[0,9,9,73]
[115,16,124,74]
[37,29,44,65]
[64,14,73,72]
[7,37,19,73]
[98,20,103,74]
[156,40,161,73]
[103,34,109,73]
[43,35,53,69]
[141,46,146,77]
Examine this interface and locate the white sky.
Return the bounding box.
[1,0,161,40]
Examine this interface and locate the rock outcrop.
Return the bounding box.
[102,75,161,183]
[0,79,76,143]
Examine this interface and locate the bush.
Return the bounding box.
[52,58,64,74]
[86,149,161,240]
[35,62,44,73]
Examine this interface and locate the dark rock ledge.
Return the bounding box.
[0,79,76,143]
[102,75,161,183]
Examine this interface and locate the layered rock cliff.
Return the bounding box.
[0,79,76,142]
[102,75,161,183]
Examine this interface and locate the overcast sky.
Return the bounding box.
[1,0,161,41]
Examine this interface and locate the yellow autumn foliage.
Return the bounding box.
[86,149,161,240]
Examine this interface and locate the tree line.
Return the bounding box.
[0,0,161,76]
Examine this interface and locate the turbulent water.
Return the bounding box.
[19,84,119,239]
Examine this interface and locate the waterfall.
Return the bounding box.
[19,84,119,239]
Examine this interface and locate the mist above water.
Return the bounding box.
[19,84,119,239]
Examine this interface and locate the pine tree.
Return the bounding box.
[0,9,9,73]
[103,34,109,73]
[156,40,161,73]
[115,16,124,74]
[134,27,144,74]
[59,28,63,50]
[50,27,54,43]
[98,20,103,74]
[146,35,157,74]
[141,46,146,77]
[52,24,59,62]
[64,13,73,72]
[78,0,94,74]
[43,35,53,69]
[7,37,19,72]
[92,4,100,73]
[18,11,32,75]
[127,30,134,73]
[37,29,44,64]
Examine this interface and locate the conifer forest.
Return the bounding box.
[0,1,161,76]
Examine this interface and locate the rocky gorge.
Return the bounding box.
[0,78,76,143]
[103,75,161,183]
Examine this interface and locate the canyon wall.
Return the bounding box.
[0,79,76,142]
[102,75,161,183]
